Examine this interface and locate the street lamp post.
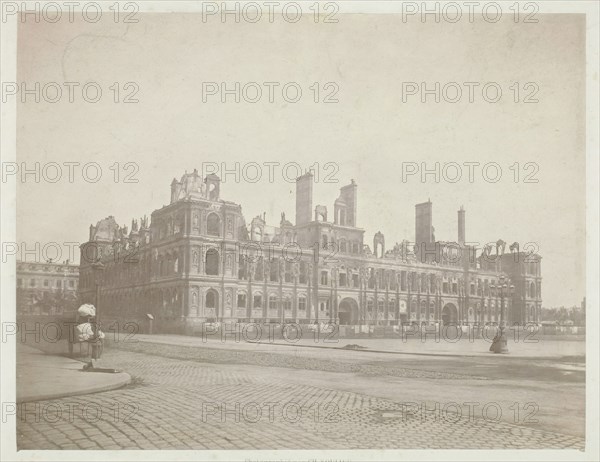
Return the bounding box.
[91,261,105,360]
[83,259,121,373]
[490,275,515,354]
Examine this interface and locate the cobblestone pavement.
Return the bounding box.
[17,347,585,450]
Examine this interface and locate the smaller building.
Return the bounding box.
[16,260,80,315]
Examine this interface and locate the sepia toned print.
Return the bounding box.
[1,2,598,461]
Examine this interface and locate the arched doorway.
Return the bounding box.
[205,289,219,320]
[338,297,359,325]
[442,303,458,326]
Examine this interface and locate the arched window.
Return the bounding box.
[253,226,262,241]
[284,297,292,312]
[269,295,277,310]
[208,183,218,200]
[205,290,217,308]
[205,249,219,275]
[207,213,221,236]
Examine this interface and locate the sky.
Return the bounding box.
[15,11,586,307]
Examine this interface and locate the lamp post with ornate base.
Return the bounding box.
[83,261,120,373]
[489,276,515,354]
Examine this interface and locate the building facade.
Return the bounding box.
[17,260,79,315]
[79,170,542,329]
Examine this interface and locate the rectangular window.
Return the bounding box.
[321,271,328,285]
[237,294,246,308]
[298,297,306,311]
[30,279,36,287]
[299,264,307,284]
[238,257,247,279]
[270,260,278,282]
[253,295,262,308]
[56,280,62,288]
[69,280,75,288]
[43,280,49,287]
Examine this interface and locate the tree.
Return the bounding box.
[33,292,54,315]
[17,287,33,315]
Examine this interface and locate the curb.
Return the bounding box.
[17,372,132,404]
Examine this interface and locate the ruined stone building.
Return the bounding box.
[79,169,542,330]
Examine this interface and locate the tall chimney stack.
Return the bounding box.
[295,172,313,226]
[458,206,465,245]
[415,200,434,247]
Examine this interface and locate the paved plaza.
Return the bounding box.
[15,335,585,450]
